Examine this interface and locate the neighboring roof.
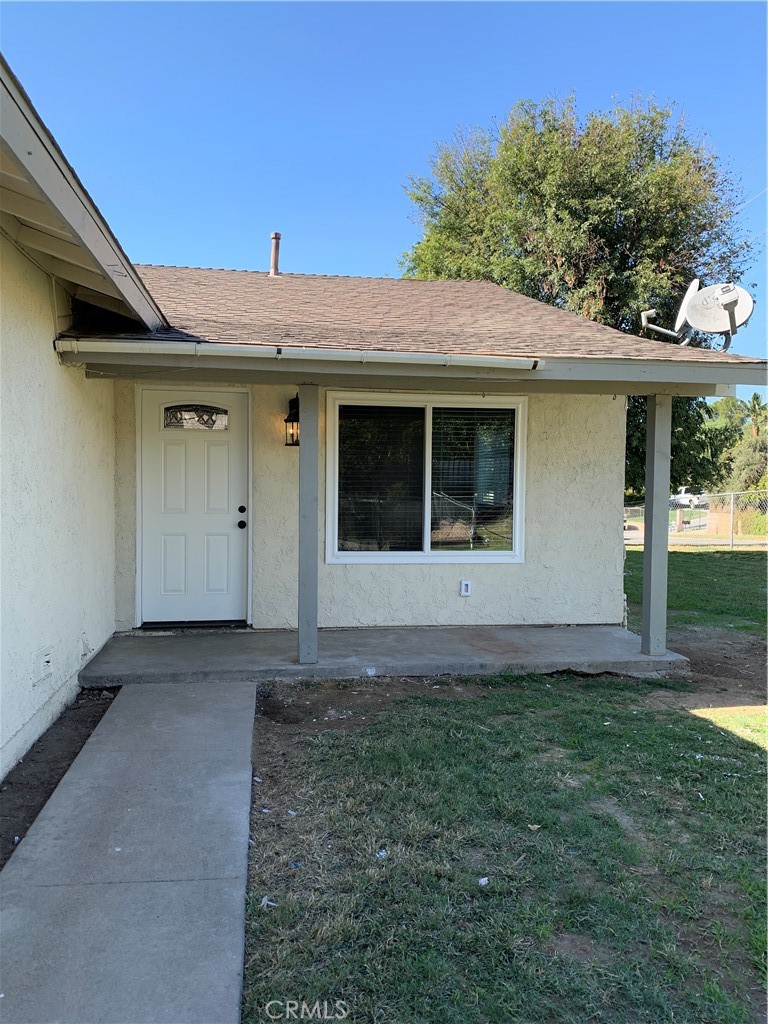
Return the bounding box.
[135,264,763,365]
[0,55,166,330]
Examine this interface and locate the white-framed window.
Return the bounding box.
[325,392,527,564]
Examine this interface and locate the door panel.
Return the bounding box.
[162,442,187,513]
[205,442,230,513]
[161,534,187,594]
[141,390,248,622]
[204,534,230,594]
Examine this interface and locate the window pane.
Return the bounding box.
[431,408,515,551]
[338,406,424,551]
[164,404,228,430]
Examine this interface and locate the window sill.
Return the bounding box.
[326,551,524,565]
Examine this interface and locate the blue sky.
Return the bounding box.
[2,1,766,393]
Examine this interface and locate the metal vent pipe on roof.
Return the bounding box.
[269,232,281,276]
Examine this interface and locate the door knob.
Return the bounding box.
[237,520,247,529]
[238,505,246,513]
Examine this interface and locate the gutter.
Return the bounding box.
[53,337,766,388]
[54,338,541,372]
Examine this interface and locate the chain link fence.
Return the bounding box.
[624,490,768,548]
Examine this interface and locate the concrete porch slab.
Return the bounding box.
[80,625,688,687]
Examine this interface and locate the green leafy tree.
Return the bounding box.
[403,97,752,492]
[625,398,740,494]
[709,395,747,432]
[726,434,768,492]
[739,392,768,437]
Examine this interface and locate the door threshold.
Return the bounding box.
[140,620,249,632]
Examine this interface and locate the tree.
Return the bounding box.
[726,434,768,492]
[625,397,739,494]
[402,97,753,491]
[709,395,747,433]
[740,393,768,438]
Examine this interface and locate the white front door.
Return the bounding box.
[140,389,249,623]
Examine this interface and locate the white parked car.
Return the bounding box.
[669,487,707,508]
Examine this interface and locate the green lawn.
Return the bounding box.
[692,706,768,748]
[624,549,767,632]
[243,675,766,1024]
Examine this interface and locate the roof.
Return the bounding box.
[133,264,763,365]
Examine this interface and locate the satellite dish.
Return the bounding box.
[685,283,754,335]
[641,278,755,352]
[674,278,700,333]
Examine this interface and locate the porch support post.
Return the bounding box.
[297,384,319,664]
[641,394,672,655]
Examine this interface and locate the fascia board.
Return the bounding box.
[531,356,766,387]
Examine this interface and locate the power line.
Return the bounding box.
[736,187,768,213]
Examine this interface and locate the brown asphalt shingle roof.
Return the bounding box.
[134,265,764,365]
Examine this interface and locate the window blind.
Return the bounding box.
[338,405,425,551]
[431,408,515,551]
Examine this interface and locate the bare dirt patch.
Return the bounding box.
[556,769,586,789]
[643,627,766,711]
[254,676,489,736]
[0,689,118,869]
[543,932,614,964]
[466,847,492,872]
[588,795,647,845]
[534,746,570,762]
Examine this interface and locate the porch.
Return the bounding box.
[79,624,687,687]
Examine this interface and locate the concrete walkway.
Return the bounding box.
[0,682,257,1024]
[80,625,687,687]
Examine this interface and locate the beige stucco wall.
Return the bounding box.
[319,391,625,628]
[0,238,116,779]
[114,381,137,631]
[115,383,625,631]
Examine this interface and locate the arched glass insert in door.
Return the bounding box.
[163,404,229,430]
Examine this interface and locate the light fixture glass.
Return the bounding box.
[284,394,300,446]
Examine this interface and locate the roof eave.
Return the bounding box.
[0,55,167,330]
[54,336,767,391]
[534,354,766,387]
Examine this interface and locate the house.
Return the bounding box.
[1,56,765,779]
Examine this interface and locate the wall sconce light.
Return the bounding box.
[284,393,300,446]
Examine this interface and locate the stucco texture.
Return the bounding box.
[114,381,137,632]
[0,238,116,778]
[115,383,627,631]
[315,392,627,628]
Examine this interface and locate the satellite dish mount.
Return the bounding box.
[640,279,754,353]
